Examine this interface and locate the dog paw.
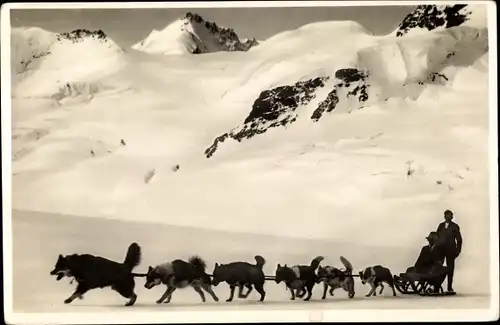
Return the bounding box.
[321,296,326,300]
[156,300,163,304]
[64,299,72,304]
[225,299,233,302]
[365,294,371,297]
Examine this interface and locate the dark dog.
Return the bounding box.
[316,256,355,299]
[144,256,219,304]
[50,242,144,306]
[275,256,324,301]
[358,265,397,297]
[211,255,266,302]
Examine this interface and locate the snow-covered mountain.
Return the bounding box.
[205,4,488,158]
[11,28,126,102]
[131,12,259,55]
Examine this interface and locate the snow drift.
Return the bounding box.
[11,28,126,101]
[132,12,259,55]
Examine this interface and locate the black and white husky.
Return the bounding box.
[144,256,219,304]
[358,265,397,297]
[316,256,355,299]
[275,256,324,301]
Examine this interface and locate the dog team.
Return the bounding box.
[50,243,397,306]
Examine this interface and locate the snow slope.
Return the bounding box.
[11,27,57,81]
[12,28,127,102]
[132,12,258,55]
[7,3,495,317]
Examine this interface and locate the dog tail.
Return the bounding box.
[254,255,266,269]
[124,243,141,270]
[189,255,207,273]
[340,256,354,274]
[310,256,324,270]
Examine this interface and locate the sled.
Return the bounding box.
[393,272,455,297]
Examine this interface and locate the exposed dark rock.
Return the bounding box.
[181,12,258,53]
[396,4,470,37]
[205,77,328,158]
[428,72,449,82]
[205,69,371,158]
[57,29,108,43]
[335,68,367,83]
[311,68,369,121]
[19,51,51,71]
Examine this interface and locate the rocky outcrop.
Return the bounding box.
[205,77,328,158]
[395,5,470,37]
[57,29,109,43]
[205,69,370,158]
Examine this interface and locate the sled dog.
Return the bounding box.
[275,256,324,301]
[50,242,144,306]
[358,265,397,297]
[144,256,219,304]
[212,255,267,302]
[316,256,355,299]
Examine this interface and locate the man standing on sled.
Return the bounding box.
[436,209,463,294]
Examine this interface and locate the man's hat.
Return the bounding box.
[426,231,438,240]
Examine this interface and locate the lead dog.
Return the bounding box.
[211,255,267,302]
[316,256,355,299]
[49,242,144,306]
[144,256,219,304]
[275,256,324,301]
[358,265,397,297]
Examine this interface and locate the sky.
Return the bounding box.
[10,5,417,48]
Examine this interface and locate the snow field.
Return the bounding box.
[11,210,490,313]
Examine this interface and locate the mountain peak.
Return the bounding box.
[132,12,259,55]
[56,29,109,43]
[395,4,487,37]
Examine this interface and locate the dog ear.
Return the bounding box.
[215,263,219,268]
[148,266,153,272]
[277,264,281,269]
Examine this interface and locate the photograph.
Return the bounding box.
[2,0,498,323]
